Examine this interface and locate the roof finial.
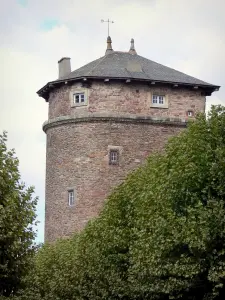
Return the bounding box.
[105,36,114,55]
[129,38,137,55]
[101,19,114,37]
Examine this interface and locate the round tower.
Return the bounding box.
[37,37,219,242]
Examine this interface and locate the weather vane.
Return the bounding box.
[101,19,114,37]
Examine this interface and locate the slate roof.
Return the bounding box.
[37,51,220,99]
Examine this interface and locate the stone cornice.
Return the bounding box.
[43,112,187,133]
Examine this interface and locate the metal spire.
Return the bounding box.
[101,19,114,37]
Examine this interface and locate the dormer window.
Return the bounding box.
[73,92,86,105]
[152,95,164,105]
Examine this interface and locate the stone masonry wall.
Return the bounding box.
[48,81,205,120]
[45,81,206,242]
[45,121,183,242]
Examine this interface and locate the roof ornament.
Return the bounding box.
[101,19,114,55]
[101,19,114,37]
[129,38,137,55]
[105,36,114,55]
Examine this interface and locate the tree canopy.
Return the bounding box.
[5,105,225,299]
[0,132,38,297]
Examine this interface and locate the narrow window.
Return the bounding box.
[75,94,80,103]
[109,149,119,165]
[81,94,85,102]
[152,95,158,104]
[158,96,164,104]
[68,190,75,206]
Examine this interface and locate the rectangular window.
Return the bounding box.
[73,92,86,106]
[68,190,75,206]
[152,95,164,105]
[109,149,119,165]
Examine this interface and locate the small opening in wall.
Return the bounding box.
[109,149,119,165]
[136,89,139,93]
[187,110,194,117]
[68,190,75,206]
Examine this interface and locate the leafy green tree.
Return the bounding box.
[74,105,225,299]
[128,105,225,299]
[0,132,38,297]
[11,105,225,299]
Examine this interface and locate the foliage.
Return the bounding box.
[0,132,38,297]
[8,105,225,299]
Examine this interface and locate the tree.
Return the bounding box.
[0,132,38,297]
[74,105,225,299]
[11,105,225,299]
[128,105,225,299]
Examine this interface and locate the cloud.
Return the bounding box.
[0,0,224,242]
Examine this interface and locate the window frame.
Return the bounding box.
[73,92,87,106]
[68,189,75,206]
[70,88,88,108]
[150,93,168,109]
[152,95,165,105]
[109,149,119,165]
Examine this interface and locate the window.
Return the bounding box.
[70,88,88,107]
[109,149,119,165]
[151,94,168,109]
[152,95,164,105]
[187,110,194,117]
[73,92,86,106]
[68,190,75,206]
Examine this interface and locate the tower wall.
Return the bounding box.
[48,81,205,120]
[44,81,206,242]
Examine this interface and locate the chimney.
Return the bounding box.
[58,57,71,79]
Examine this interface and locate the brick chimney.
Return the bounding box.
[58,57,71,79]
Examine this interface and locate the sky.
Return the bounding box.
[0,0,224,243]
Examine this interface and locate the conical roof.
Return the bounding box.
[37,42,219,100]
[59,51,216,85]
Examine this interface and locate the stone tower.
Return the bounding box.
[37,37,219,242]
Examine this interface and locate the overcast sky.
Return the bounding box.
[0,0,224,243]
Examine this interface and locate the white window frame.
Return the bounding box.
[68,190,75,206]
[150,93,168,109]
[152,95,165,105]
[109,149,119,165]
[73,92,86,106]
